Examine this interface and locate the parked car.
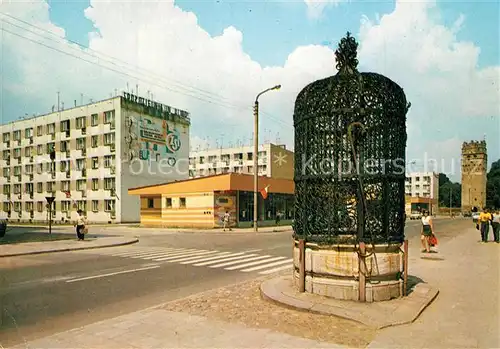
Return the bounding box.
[410,212,422,220]
[472,212,480,223]
[0,220,7,238]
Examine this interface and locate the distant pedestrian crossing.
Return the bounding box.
[80,246,292,275]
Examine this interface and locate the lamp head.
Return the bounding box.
[273,84,282,90]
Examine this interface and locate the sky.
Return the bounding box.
[0,0,498,183]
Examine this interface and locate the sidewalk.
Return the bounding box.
[0,236,138,257]
[7,308,343,349]
[368,227,500,348]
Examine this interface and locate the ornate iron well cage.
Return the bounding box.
[291,33,411,302]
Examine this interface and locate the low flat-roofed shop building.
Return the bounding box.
[128,173,294,228]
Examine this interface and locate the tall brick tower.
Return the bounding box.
[461,140,487,212]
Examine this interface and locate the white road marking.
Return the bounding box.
[179,252,239,264]
[208,255,271,268]
[225,256,286,270]
[193,254,258,267]
[164,251,222,263]
[258,264,293,275]
[153,250,213,262]
[243,248,262,253]
[65,265,160,283]
[242,259,292,272]
[126,248,183,258]
[129,249,198,259]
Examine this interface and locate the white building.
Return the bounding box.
[405,172,439,199]
[189,143,294,180]
[0,93,190,223]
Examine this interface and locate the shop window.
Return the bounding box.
[179,197,186,208]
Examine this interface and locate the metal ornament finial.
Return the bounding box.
[335,32,359,74]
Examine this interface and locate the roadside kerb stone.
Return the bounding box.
[260,275,439,329]
[0,237,138,258]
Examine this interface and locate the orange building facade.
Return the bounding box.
[128,173,295,228]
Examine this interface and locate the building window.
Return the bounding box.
[104,155,114,168]
[25,201,33,212]
[166,198,172,208]
[61,141,69,152]
[179,197,186,208]
[37,144,44,155]
[3,202,9,212]
[47,182,54,192]
[13,184,21,194]
[13,148,21,158]
[77,200,86,212]
[14,202,21,212]
[37,182,43,193]
[36,163,43,174]
[2,185,10,195]
[104,200,115,212]
[91,114,98,126]
[76,117,86,129]
[13,166,21,176]
[2,132,10,142]
[37,125,43,136]
[24,147,31,157]
[104,132,115,145]
[60,120,70,132]
[76,180,86,191]
[104,110,115,124]
[47,123,55,134]
[2,168,9,177]
[76,159,85,170]
[61,201,71,212]
[92,200,99,212]
[25,128,33,139]
[37,201,43,212]
[92,179,99,191]
[92,157,99,169]
[147,198,154,208]
[25,183,33,194]
[104,177,115,190]
[60,160,69,172]
[13,130,21,141]
[61,181,70,192]
[46,142,55,154]
[91,136,98,148]
[2,150,9,160]
[76,138,86,150]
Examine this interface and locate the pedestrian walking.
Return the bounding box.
[421,210,435,253]
[222,211,232,231]
[275,211,281,227]
[491,209,500,243]
[477,207,492,242]
[75,210,87,241]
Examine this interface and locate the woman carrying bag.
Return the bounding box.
[75,210,88,241]
[421,210,437,253]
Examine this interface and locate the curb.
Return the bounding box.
[0,238,139,258]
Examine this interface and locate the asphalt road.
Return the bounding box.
[0,218,472,347]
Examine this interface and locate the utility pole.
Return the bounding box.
[57,91,60,111]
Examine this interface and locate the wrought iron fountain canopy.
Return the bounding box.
[293,32,411,245]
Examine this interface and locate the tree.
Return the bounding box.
[439,181,461,208]
[439,173,451,187]
[486,159,500,209]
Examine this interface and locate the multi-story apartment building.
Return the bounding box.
[189,143,294,180]
[0,93,190,223]
[405,172,439,214]
[405,172,439,199]
[461,140,487,212]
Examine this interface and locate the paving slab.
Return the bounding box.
[260,275,438,329]
[7,308,344,349]
[0,236,138,257]
[367,228,500,349]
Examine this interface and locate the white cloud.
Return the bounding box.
[1,0,498,182]
[303,0,347,19]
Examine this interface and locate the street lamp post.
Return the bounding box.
[253,85,281,233]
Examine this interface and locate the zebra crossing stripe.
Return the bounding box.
[208,255,271,268]
[109,249,175,257]
[194,254,259,267]
[241,258,292,272]
[153,250,214,262]
[259,264,293,275]
[179,252,245,265]
[129,249,197,259]
[163,251,223,263]
[127,249,186,258]
[224,256,286,270]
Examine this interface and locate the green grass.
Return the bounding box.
[0,232,75,245]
